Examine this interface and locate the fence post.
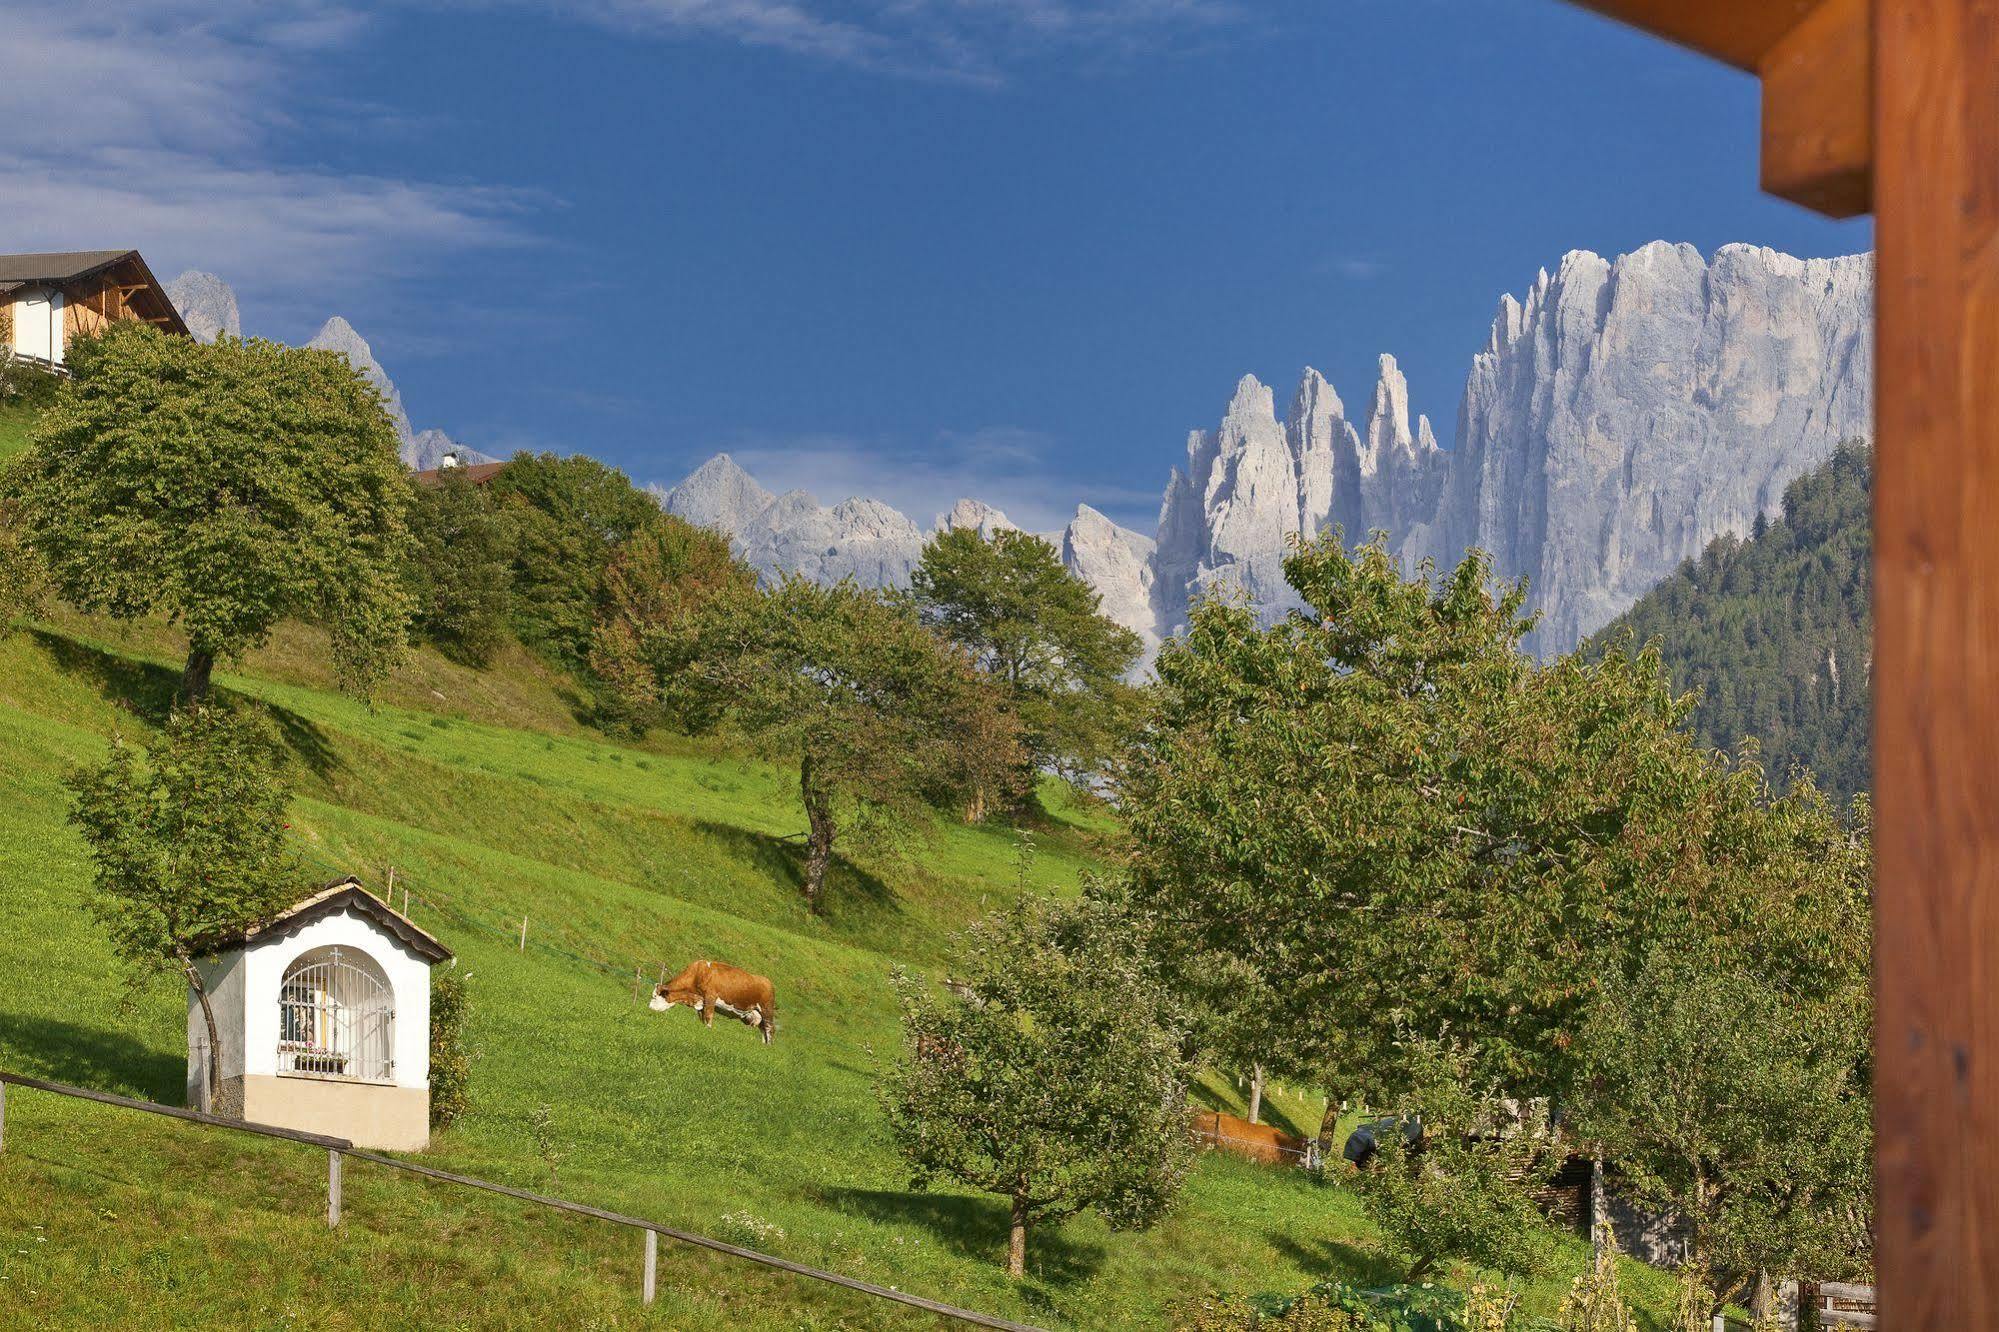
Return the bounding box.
[328,1149,343,1228]
[642,1228,658,1305]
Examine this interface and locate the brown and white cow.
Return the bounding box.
[650,959,776,1045]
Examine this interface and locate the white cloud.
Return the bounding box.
[676,426,1161,534]
[0,2,540,329]
[492,0,1244,81]
[1314,256,1385,281]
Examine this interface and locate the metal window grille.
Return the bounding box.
[278,947,395,1082]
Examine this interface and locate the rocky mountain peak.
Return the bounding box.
[307,317,414,449]
[663,239,1871,671]
[658,453,776,538]
[938,498,1016,538]
[165,271,240,344]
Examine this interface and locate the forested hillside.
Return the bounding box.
[1594,441,1871,802]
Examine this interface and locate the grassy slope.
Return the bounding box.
[0,400,37,463]
[0,613,1678,1328]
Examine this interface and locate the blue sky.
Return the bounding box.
[3,1,1870,532]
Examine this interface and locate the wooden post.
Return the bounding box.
[642,1228,658,1305]
[1873,0,1999,1324]
[519,917,528,951]
[328,1149,343,1228]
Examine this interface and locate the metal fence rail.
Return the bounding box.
[0,1068,1047,1332]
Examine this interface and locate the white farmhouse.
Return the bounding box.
[187,877,452,1151]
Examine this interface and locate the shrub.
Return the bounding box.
[1556,1233,1638,1332]
[429,967,472,1130]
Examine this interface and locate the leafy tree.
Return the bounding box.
[408,468,516,666]
[879,896,1195,1278]
[588,513,753,736]
[1123,533,1869,1107]
[0,486,49,631]
[651,577,1007,910]
[1593,442,1872,802]
[912,527,1141,805]
[487,452,662,669]
[67,705,301,1110]
[1351,1039,1559,1284]
[1570,940,1873,1315]
[9,324,414,700]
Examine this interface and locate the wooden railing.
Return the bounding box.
[0,1069,1047,1331]
[0,348,69,378]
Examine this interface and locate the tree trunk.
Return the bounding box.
[1590,1156,1607,1262]
[800,755,835,914]
[1247,1063,1266,1125]
[180,646,215,702]
[183,956,222,1113]
[1007,1192,1029,1279]
[1405,1253,1435,1283]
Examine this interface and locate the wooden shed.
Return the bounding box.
[0,250,190,370]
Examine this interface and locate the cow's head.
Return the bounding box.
[651,983,697,1013]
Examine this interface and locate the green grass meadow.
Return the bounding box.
[0,605,1679,1328]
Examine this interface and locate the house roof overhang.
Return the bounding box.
[213,877,454,964]
[1569,0,1872,219]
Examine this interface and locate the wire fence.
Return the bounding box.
[0,1069,1047,1331]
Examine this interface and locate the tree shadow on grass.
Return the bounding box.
[0,1009,184,1104]
[27,628,338,776]
[818,1186,1108,1287]
[1266,1231,1408,1289]
[691,820,901,921]
[31,628,179,726]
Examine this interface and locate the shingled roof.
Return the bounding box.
[212,877,453,964]
[0,250,137,286]
[0,250,192,337]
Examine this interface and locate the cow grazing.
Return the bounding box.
[651,960,776,1045]
[1192,1109,1313,1167]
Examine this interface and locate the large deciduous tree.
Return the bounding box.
[880,896,1195,1278]
[68,705,301,1110]
[10,324,414,700]
[1122,534,1867,1107]
[407,467,516,667]
[651,576,1011,911]
[1119,534,1873,1294]
[912,527,1141,808]
[588,513,752,736]
[486,451,662,669]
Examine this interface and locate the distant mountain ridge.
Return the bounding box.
[656,455,1160,652]
[162,273,495,471]
[661,241,1873,662]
